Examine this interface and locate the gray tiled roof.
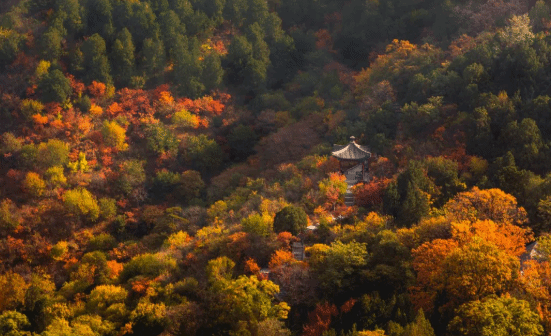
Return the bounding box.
[332,137,371,160]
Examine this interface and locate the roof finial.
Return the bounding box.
[350,136,356,143]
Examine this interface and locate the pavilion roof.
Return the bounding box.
[331,136,371,160]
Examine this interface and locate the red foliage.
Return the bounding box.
[353,177,392,208]
[302,302,339,336]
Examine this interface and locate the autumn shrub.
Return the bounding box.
[88,233,117,252]
[37,139,69,169]
[63,188,100,222]
[23,172,46,197]
[241,212,273,237]
[102,120,128,151]
[119,253,177,282]
[20,99,44,120]
[99,198,117,220]
[44,166,67,187]
[171,109,198,128]
[145,122,179,155]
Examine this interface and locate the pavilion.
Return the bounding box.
[332,136,371,183]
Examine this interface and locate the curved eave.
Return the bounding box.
[331,143,371,160]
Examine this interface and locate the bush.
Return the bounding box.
[88,233,117,252]
[119,253,177,282]
[63,188,100,222]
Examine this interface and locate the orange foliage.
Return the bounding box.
[131,278,152,296]
[410,239,459,312]
[244,258,260,275]
[521,260,551,331]
[89,104,103,116]
[88,81,106,98]
[269,249,295,269]
[68,74,85,96]
[451,219,530,257]
[32,113,48,125]
[444,187,528,226]
[180,95,225,116]
[106,260,123,279]
[276,232,296,249]
[106,102,123,117]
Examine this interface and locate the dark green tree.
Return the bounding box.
[140,37,166,85]
[82,33,112,85]
[201,53,224,92]
[0,28,22,68]
[172,36,205,98]
[273,205,307,235]
[39,28,63,61]
[158,10,186,54]
[228,124,257,160]
[83,0,114,38]
[38,69,72,103]
[179,134,223,173]
[111,28,135,87]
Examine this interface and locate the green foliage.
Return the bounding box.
[63,188,100,222]
[116,160,146,196]
[273,205,307,235]
[0,199,20,234]
[87,233,117,251]
[98,198,117,220]
[141,37,166,84]
[228,124,257,160]
[38,69,72,103]
[206,256,289,334]
[241,212,273,237]
[171,109,197,128]
[37,139,70,169]
[180,134,223,173]
[402,310,435,336]
[45,166,67,187]
[119,253,177,282]
[0,28,22,68]
[144,122,179,155]
[448,295,543,336]
[130,300,167,336]
[111,28,136,87]
[384,161,432,227]
[39,28,63,61]
[82,33,112,85]
[0,310,31,336]
[310,240,368,298]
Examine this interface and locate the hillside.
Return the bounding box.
[1,0,551,335]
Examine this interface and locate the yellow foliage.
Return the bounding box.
[36,60,51,78]
[24,172,46,197]
[0,271,29,311]
[102,120,128,151]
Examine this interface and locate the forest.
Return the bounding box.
[2,0,551,335]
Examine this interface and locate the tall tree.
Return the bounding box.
[111,28,136,87]
[82,33,112,85]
